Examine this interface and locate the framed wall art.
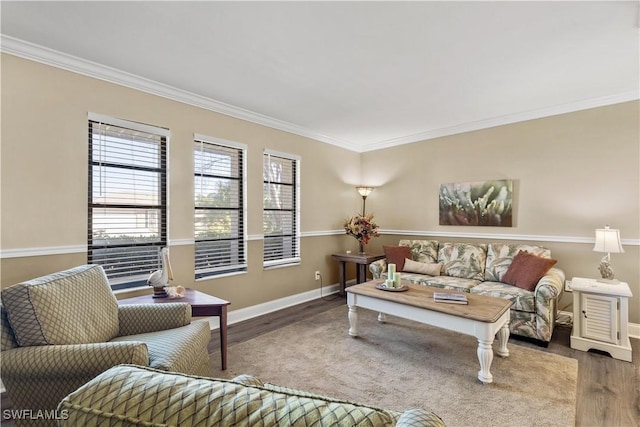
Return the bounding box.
[439,179,513,227]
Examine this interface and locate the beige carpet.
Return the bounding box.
[211,305,577,427]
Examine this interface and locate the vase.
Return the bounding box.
[358,242,365,254]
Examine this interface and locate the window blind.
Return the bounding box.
[194,136,247,278]
[88,118,168,289]
[263,151,300,267]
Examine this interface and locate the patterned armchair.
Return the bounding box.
[1,264,212,426]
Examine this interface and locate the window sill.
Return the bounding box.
[263,260,301,270]
[196,270,247,282]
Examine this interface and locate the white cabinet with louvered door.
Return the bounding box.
[570,277,632,362]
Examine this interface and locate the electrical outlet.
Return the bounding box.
[315,271,321,281]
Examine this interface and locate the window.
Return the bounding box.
[88,114,169,290]
[194,135,247,278]
[263,150,300,267]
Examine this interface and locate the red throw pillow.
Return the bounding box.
[502,251,557,291]
[383,245,412,271]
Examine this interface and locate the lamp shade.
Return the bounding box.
[593,226,624,254]
[356,186,374,197]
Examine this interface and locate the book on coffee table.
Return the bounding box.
[433,292,468,304]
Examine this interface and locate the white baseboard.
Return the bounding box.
[197,282,342,330]
[628,322,640,340]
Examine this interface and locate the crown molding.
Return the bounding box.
[1,35,637,154]
[363,91,640,152]
[0,35,358,151]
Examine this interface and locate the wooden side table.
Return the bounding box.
[118,288,230,370]
[570,277,632,362]
[331,252,385,296]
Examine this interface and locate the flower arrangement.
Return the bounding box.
[344,214,380,247]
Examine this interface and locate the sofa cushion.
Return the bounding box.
[437,242,487,280]
[1,265,119,346]
[403,258,442,276]
[502,251,558,291]
[383,245,412,271]
[471,281,536,312]
[485,244,552,282]
[386,272,480,292]
[398,239,439,264]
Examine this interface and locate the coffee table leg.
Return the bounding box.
[477,339,494,384]
[348,305,358,336]
[496,322,510,358]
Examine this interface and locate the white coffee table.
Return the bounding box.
[346,280,512,384]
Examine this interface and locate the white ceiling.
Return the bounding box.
[1,1,638,152]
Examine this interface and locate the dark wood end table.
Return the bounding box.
[331,252,385,296]
[117,288,230,370]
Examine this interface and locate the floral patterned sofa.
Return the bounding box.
[57,364,446,427]
[370,240,565,343]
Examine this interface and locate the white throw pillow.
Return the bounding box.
[403,258,442,276]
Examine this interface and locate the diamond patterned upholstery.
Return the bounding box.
[397,408,447,427]
[0,265,212,427]
[57,365,446,427]
[2,264,120,346]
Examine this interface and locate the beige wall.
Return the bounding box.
[361,101,640,323]
[0,54,362,308]
[1,54,638,323]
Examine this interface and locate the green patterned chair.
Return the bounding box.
[1,264,212,426]
[57,364,446,427]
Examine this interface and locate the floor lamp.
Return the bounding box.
[355,186,374,215]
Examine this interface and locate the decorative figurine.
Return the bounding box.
[147,247,173,298]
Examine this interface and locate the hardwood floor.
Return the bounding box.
[209,295,640,427]
[2,295,638,426]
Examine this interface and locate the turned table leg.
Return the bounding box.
[496,322,510,358]
[477,339,494,384]
[348,305,358,336]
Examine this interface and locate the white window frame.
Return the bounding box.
[263,149,301,268]
[194,133,248,279]
[87,113,170,289]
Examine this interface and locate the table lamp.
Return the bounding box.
[593,225,624,283]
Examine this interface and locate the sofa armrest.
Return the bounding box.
[534,267,565,302]
[533,267,565,329]
[118,303,191,336]
[369,259,387,279]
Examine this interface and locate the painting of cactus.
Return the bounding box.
[439,180,513,226]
